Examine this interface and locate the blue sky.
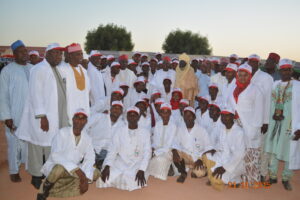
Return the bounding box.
[1,0,300,60]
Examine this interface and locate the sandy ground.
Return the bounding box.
[0,122,300,200]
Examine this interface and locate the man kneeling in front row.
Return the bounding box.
[37,109,99,200]
[172,107,213,183]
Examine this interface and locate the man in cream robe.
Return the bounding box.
[37,109,98,200]
[148,103,177,180]
[97,106,151,191]
[16,43,67,188]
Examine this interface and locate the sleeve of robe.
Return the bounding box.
[222,129,246,174]
[251,87,264,128]
[0,67,11,120]
[79,135,96,181]
[138,129,152,171]
[87,66,105,103]
[29,67,47,117]
[262,76,273,124]
[50,132,78,173]
[103,130,120,168]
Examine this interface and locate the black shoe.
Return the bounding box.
[31,176,43,189]
[36,193,47,200]
[269,178,277,184]
[176,173,187,183]
[282,180,292,191]
[10,174,22,182]
[260,176,266,183]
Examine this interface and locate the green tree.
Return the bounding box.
[85,23,134,53]
[162,29,212,55]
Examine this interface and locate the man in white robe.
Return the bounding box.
[37,109,98,200]
[195,95,211,132]
[118,54,137,89]
[172,99,189,125]
[0,40,32,182]
[203,106,246,190]
[148,103,177,180]
[16,43,67,188]
[128,76,148,106]
[172,107,212,183]
[86,101,125,170]
[58,43,90,123]
[87,50,106,106]
[221,64,237,104]
[97,106,151,191]
[210,59,227,97]
[135,99,151,130]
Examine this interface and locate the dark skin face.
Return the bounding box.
[229,57,237,64]
[157,63,163,70]
[100,58,107,69]
[209,87,218,101]
[46,49,63,67]
[135,102,147,116]
[134,82,146,92]
[89,55,101,67]
[127,111,140,129]
[154,103,162,113]
[279,68,293,82]
[72,114,88,136]
[221,113,234,129]
[142,64,150,73]
[150,61,157,73]
[248,60,259,74]
[163,79,172,93]
[141,56,148,63]
[191,60,198,72]
[128,63,138,74]
[183,110,196,129]
[110,65,120,77]
[179,60,187,70]
[198,99,209,113]
[151,94,161,103]
[225,70,236,83]
[132,54,141,63]
[264,58,277,74]
[237,71,251,84]
[110,105,123,122]
[29,55,40,65]
[156,54,162,61]
[13,46,28,65]
[120,86,129,97]
[172,91,181,101]
[119,59,128,70]
[162,60,169,71]
[214,64,222,73]
[171,62,178,70]
[81,59,88,69]
[111,92,123,102]
[69,51,83,67]
[209,106,221,122]
[159,109,171,125]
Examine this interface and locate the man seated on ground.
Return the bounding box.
[172,107,212,183]
[97,106,151,191]
[148,103,177,180]
[203,107,245,191]
[86,101,125,170]
[37,109,99,200]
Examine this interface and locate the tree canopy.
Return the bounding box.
[162,29,212,55]
[85,23,134,53]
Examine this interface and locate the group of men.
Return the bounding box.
[0,40,300,200]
